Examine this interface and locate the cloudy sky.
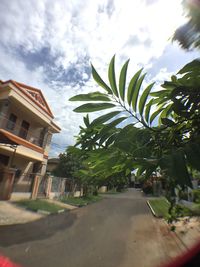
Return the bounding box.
[0,0,199,156]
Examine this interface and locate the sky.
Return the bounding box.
[0,0,199,157]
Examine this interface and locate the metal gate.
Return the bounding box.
[37,175,47,197]
[12,173,34,193]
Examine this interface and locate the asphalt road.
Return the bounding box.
[0,189,184,267]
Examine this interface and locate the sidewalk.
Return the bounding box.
[172,217,200,249]
[0,201,43,225]
[147,198,200,250]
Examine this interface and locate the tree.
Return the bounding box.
[173,0,200,49]
[53,146,83,178]
[69,56,200,215]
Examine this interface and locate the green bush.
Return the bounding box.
[172,205,192,217]
[190,204,200,216]
[179,191,188,201]
[193,190,200,203]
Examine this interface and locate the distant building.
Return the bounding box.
[0,80,60,200]
[46,158,59,173]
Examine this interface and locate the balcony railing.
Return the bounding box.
[0,116,44,148]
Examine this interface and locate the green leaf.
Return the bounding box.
[101,117,128,133]
[136,166,146,176]
[119,59,130,101]
[91,64,112,94]
[125,169,131,176]
[184,142,200,171]
[127,68,143,106]
[69,92,111,102]
[178,60,200,74]
[74,103,115,113]
[132,73,146,111]
[161,118,175,127]
[108,55,118,97]
[99,117,128,143]
[105,133,117,147]
[150,90,168,97]
[83,115,90,127]
[160,150,191,187]
[150,108,164,125]
[158,104,173,125]
[91,111,121,127]
[139,82,155,116]
[144,99,154,123]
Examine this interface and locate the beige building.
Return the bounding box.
[0,80,60,200]
[46,158,59,173]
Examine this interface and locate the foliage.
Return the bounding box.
[69,55,200,223]
[190,203,200,215]
[193,189,200,203]
[179,190,188,201]
[191,169,200,179]
[70,56,200,187]
[173,0,200,49]
[53,146,84,179]
[172,204,193,217]
[148,198,198,219]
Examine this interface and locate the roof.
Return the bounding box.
[1,80,54,118]
[48,158,59,163]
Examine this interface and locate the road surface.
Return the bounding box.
[0,189,185,267]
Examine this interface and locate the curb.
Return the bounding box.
[147,201,190,250]
[147,200,157,217]
[37,209,51,215]
[57,209,65,213]
[37,209,65,215]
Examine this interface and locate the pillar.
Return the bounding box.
[45,175,53,198]
[0,167,16,200]
[31,174,41,199]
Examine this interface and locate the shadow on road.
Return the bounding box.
[0,211,77,247]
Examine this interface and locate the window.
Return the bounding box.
[6,113,17,131]
[19,120,30,139]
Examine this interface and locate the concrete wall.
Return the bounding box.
[11,192,31,200]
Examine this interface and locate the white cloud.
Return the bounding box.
[0,0,198,156]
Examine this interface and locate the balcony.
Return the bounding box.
[0,115,45,148]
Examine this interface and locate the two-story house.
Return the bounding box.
[0,80,60,200]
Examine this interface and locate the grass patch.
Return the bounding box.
[148,198,200,219]
[15,199,64,214]
[148,198,170,218]
[190,203,200,216]
[60,195,102,207]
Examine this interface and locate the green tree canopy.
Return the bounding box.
[173,0,200,49]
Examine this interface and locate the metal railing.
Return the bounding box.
[0,114,44,147]
[12,172,35,193]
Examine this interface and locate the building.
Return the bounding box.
[46,158,59,174]
[0,80,60,200]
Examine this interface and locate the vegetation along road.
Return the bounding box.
[0,189,186,267]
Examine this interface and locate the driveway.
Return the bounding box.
[0,189,185,267]
[0,201,43,225]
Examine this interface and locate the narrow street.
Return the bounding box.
[0,189,185,267]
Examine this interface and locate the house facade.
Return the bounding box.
[0,80,60,200]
